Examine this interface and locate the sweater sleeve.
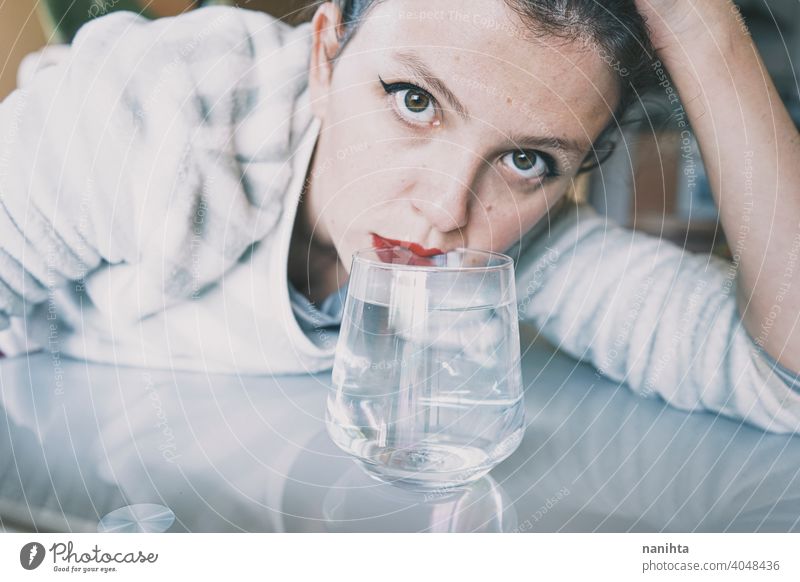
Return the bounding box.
[512,202,800,434]
[0,7,309,328]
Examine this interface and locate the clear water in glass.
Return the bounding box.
[326,246,525,490]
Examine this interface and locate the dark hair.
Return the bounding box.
[302,0,660,175]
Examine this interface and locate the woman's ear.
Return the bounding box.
[308,2,344,121]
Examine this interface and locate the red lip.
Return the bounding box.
[371,234,444,257]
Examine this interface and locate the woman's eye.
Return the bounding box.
[380,78,438,125]
[501,150,551,180]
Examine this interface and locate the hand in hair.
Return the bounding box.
[634,0,735,61]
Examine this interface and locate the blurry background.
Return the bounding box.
[1,0,799,258]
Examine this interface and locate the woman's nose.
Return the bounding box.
[411,152,481,233]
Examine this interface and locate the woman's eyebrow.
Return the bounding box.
[391,50,471,121]
[506,132,589,157]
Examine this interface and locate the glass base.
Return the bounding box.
[353,446,495,492]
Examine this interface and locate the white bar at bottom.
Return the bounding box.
[0,533,796,581]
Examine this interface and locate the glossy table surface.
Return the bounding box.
[1,324,799,532]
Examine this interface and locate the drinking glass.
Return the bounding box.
[326,245,525,490]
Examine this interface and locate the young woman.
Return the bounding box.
[0,0,797,432]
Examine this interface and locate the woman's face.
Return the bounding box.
[304,0,619,275]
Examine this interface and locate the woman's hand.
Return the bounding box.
[633,0,737,64]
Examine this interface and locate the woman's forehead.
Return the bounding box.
[349,0,618,144]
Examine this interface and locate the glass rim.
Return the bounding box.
[351,246,514,272]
